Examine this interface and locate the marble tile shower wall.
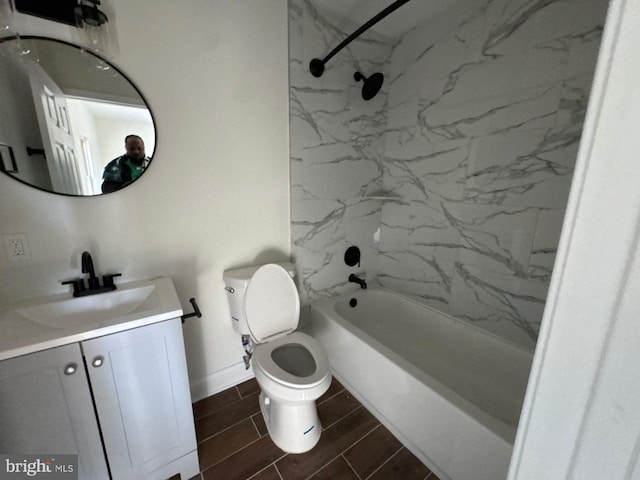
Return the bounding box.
[289,0,392,303]
[290,0,608,348]
[379,0,609,348]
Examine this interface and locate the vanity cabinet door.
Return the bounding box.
[82,318,197,480]
[0,343,109,479]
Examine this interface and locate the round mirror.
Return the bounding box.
[0,36,155,196]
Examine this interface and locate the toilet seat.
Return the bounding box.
[244,264,330,392]
[253,331,330,389]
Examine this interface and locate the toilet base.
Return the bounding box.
[259,390,322,454]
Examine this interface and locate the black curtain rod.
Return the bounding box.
[309,0,411,77]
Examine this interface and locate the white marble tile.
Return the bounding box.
[386,95,419,133]
[557,72,595,126]
[418,82,561,141]
[347,92,388,136]
[290,0,605,343]
[378,248,454,313]
[296,251,344,302]
[521,43,569,89]
[449,262,547,349]
[409,10,486,83]
[381,200,453,239]
[301,142,381,200]
[386,72,419,130]
[443,202,538,276]
[291,199,346,252]
[529,0,609,48]
[383,139,470,202]
[290,154,305,202]
[429,53,530,106]
[484,0,607,55]
[566,26,604,77]
[465,125,577,207]
[294,199,381,303]
[384,126,423,159]
[483,0,539,55]
[528,208,567,280]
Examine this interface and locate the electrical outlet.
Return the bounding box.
[3,233,31,261]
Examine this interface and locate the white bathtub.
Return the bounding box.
[310,288,533,480]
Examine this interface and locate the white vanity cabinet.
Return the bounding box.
[0,317,198,480]
[83,317,198,480]
[0,343,110,479]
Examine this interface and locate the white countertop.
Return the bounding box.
[0,277,183,362]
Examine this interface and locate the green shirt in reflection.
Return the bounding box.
[101,155,151,193]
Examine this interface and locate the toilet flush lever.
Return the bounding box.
[224,286,234,293]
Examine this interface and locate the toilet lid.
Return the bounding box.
[244,264,300,343]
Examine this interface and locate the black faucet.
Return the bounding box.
[62,251,121,297]
[348,274,367,289]
[82,251,100,290]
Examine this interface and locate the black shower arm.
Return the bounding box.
[310,0,411,77]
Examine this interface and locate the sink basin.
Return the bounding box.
[16,284,156,329]
[0,277,183,362]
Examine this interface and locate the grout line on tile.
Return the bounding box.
[341,453,363,480]
[195,394,258,425]
[274,462,285,480]
[301,454,343,480]
[362,444,404,480]
[316,387,346,407]
[336,422,384,464]
[197,416,255,445]
[348,423,382,446]
[198,430,269,472]
[246,461,283,480]
[319,403,367,432]
[249,414,262,437]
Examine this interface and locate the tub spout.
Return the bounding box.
[348,274,367,289]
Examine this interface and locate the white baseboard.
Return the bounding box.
[190,361,255,402]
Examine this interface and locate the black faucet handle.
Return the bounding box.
[62,278,86,296]
[102,273,122,290]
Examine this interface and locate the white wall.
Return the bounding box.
[0,0,290,399]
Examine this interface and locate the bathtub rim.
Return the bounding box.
[310,287,533,445]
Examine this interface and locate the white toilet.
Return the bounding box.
[223,263,332,453]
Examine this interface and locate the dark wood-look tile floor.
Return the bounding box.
[176,377,439,480]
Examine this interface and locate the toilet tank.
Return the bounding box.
[223,262,295,335]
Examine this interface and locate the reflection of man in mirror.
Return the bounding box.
[101,135,151,193]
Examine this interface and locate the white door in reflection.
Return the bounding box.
[28,61,84,195]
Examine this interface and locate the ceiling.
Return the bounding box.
[312,0,461,39]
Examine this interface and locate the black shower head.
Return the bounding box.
[354,71,384,101]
